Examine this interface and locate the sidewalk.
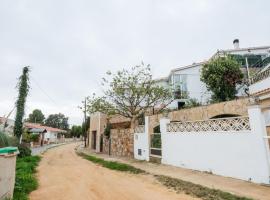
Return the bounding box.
[80,147,270,200]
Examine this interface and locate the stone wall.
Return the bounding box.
[149,98,250,134]
[103,129,134,157]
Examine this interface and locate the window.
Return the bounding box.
[138,149,142,156]
[173,74,187,91]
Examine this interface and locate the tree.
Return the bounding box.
[45,113,69,130]
[14,66,30,139]
[86,63,173,128]
[201,56,244,102]
[70,125,82,138]
[26,109,45,124]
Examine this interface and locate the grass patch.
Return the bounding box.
[77,152,145,174]
[155,175,253,200]
[13,156,41,200]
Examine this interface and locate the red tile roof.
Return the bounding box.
[24,122,67,133]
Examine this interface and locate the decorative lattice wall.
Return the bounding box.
[167,117,251,132]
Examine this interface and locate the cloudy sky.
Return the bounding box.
[0,0,269,126]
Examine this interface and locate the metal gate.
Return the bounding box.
[150,133,162,157]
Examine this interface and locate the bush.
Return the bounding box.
[0,131,9,147]
[30,134,39,142]
[0,131,19,147]
[18,144,32,158]
[201,56,243,102]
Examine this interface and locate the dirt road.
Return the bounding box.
[30,143,196,200]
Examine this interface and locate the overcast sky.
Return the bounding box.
[0,0,270,126]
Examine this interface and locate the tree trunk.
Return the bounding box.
[130,117,136,130]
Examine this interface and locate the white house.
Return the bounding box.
[25,123,66,145]
[155,40,270,109]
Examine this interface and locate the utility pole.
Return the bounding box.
[84,97,87,148]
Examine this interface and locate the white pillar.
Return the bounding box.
[160,118,170,134]
[248,105,270,183]
[144,116,150,161]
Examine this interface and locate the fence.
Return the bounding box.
[133,106,270,184]
[160,105,270,184]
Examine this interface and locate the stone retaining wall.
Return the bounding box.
[149,98,249,134]
[103,129,134,157]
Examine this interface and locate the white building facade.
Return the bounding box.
[155,40,270,109]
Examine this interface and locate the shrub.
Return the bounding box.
[0,131,9,147]
[184,98,201,108]
[18,144,32,158]
[0,131,19,147]
[30,134,39,142]
[201,56,243,102]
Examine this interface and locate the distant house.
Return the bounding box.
[155,39,270,109]
[24,123,66,145]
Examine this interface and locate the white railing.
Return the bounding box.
[167,117,251,132]
[135,125,145,133]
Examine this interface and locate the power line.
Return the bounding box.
[30,75,59,107]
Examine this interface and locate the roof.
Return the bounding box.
[24,122,67,133]
[29,128,47,133]
[154,61,207,83]
[218,45,270,54]
[171,61,207,73]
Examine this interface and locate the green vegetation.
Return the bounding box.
[14,66,30,139]
[17,144,32,158]
[201,57,243,102]
[70,125,83,137]
[156,175,252,200]
[0,132,19,148]
[78,152,145,174]
[13,156,41,200]
[86,63,173,128]
[45,113,69,130]
[103,123,112,138]
[26,109,45,124]
[151,134,161,148]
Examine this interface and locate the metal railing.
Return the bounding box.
[250,66,270,84]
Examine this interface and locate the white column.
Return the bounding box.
[160,118,170,134]
[144,116,150,161]
[248,105,270,183]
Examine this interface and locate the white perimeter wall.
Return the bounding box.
[44,131,58,142]
[160,106,270,184]
[134,117,149,161]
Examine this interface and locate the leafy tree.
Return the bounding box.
[26,109,45,124]
[14,66,30,139]
[201,56,243,102]
[45,113,69,130]
[86,63,173,128]
[70,125,82,137]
